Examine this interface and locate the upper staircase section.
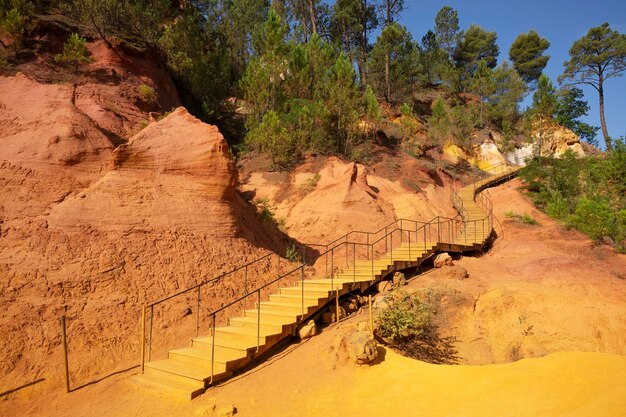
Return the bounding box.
[132,163,522,400]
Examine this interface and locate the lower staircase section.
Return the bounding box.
[132,166,521,400]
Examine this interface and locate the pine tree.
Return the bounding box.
[555,88,599,146]
[56,33,92,73]
[509,30,550,86]
[559,23,626,150]
[532,74,557,118]
[434,5,459,61]
[369,23,418,101]
[468,59,495,125]
[454,24,499,88]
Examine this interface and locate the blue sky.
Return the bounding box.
[393,0,626,143]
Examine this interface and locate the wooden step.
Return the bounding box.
[169,346,247,372]
[132,372,205,400]
[279,286,333,298]
[229,315,294,332]
[269,293,326,306]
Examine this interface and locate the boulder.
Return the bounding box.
[345,330,378,364]
[392,272,406,287]
[377,280,392,293]
[322,305,346,324]
[434,253,453,268]
[299,320,317,339]
[341,299,359,315]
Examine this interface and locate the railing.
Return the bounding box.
[139,163,521,379]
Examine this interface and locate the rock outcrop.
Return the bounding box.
[0,101,283,394]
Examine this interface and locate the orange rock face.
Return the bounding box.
[0,92,281,395]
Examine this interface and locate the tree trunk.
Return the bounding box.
[308,0,317,34]
[598,82,612,150]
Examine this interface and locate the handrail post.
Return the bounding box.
[335,289,340,323]
[244,265,248,310]
[301,266,305,317]
[353,243,356,284]
[149,305,153,361]
[390,232,393,264]
[140,306,146,374]
[369,295,374,336]
[408,227,411,260]
[276,255,280,288]
[196,286,201,337]
[325,250,328,279]
[209,314,216,385]
[330,248,334,292]
[61,315,70,393]
[256,289,261,353]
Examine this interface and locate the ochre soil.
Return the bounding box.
[3,179,625,417]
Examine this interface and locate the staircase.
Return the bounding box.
[132,165,521,400]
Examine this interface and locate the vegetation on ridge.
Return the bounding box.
[520,142,626,252]
[1,1,624,167]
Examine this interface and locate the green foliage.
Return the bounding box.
[520,142,626,251]
[532,74,557,118]
[509,30,550,85]
[137,83,157,104]
[454,24,500,85]
[55,32,92,72]
[285,244,301,263]
[378,290,436,341]
[247,110,295,168]
[450,104,478,144]
[369,22,418,100]
[428,96,450,145]
[420,29,447,86]
[255,197,276,223]
[0,3,30,55]
[504,211,538,225]
[331,0,378,87]
[363,85,381,122]
[559,23,626,150]
[468,59,495,125]
[159,9,232,122]
[488,61,527,132]
[555,87,599,146]
[434,5,459,60]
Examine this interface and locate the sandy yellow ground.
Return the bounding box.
[301,349,626,417]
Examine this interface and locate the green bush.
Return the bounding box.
[138,83,157,104]
[55,32,92,73]
[520,141,626,251]
[546,189,569,219]
[378,290,436,342]
[568,197,616,241]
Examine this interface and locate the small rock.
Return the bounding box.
[341,299,359,315]
[377,280,392,293]
[322,305,346,323]
[218,405,236,417]
[299,320,317,339]
[434,253,453,268]
[392,272,406,287]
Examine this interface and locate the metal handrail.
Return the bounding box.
[140,164,521,379]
